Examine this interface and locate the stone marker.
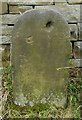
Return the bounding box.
[12,8,71,107]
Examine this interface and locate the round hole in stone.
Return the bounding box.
[46,21,53,28]
[28,40,31,42]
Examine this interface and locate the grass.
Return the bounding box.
[1,66,82,118]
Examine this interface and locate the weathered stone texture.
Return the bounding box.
[55,3,80,22]
[0,2,8,14]
[78,23,82,40]
[73,59,82,67]
[9,5,32,14]
[69,24,78,40]
[35,4,80,23]
[8,0,53,5]
[12,8,71,107]
[0,25,13,35]
[1,14,19,24]
[0,36,11,44]
[55,0,66,2]
[67,0,82,4]
[74,42,82,59]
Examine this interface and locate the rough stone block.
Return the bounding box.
[0,0,7,2]
[69,24,78,41]
[0,2,8,14]
[19,6,33,13]
[9,5,32,14]
[78,23,82,40]
[1,14,20,24]
[55,0,66,2]
[8,0,53,5]
[73,59,82,67]
[55,3,80,23]
[12,8,71,107]
[0,25,13,35]
[74,41,82,59]
[67,0,82,4]
[0,36,11,44]
[79,30,82,40]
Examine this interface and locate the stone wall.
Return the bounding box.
[0,0,82,118]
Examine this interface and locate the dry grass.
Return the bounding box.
[1,66,81,119]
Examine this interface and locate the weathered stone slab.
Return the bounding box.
[9,5,32,14]
[69,68,82,78]
[79,30,82,40]
[0,0,7,2]
[0,36,11,44]
[35,4,80,23]
[0,25,13,35]
[67,0,82,4]
[12,8,71,107]
[0,2,8,14]
[69,24,78,41]
[73,59,82,67]
[74,42,82,59]
[1,14,19,24]
[55,0,66,2]
[78,23,82,40]
[55,3,80,23]
[8,0,53,5]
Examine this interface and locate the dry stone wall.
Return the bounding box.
[0,0,82,117]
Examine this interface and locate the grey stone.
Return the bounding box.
[0,36,11,44]
[0,2,8,14]
[78,23,82,40]
[69,24,78,40]
[73,59,82,67]
[1,14,20,24]
[55,0,66,2]
[8,0,53,5]
[79,30,82,40]
[74,42,82,59]
[67,0,82,4]
[55,3,80,23]
[9,5,32,14]
[0,25,13,36]
[12,8,71,107]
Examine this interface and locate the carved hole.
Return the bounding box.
[27,40,31,43]
[46,21,53,28]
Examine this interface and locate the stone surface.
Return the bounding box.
[0,2,8,14]
[8,0,53,5]
[36,4,80,23]
[79,31,82,40]
[73,59,82,67]
[1,14,19,24]
[69,24,78,41]
[12,8,71,107]
[67,0,82,4]
[55,0,66,2]
[78,23,82,40]
[0,36,11,44]
[0,44,10,67]
[9,5,32,14]
[0,25,13,36]
[74,42,82,59]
